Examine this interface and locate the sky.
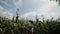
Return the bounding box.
[0,0,60,20]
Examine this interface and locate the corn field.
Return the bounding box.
[0,15,60,34]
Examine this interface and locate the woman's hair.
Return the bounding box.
[29,20,33,24]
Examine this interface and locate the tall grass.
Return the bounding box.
[0,16,60,34]
[0,11,60,34]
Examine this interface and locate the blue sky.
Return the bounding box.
[0,0,60,20]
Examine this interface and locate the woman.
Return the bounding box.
[28,20,34,34]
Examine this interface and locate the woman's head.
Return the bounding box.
[29,20,33,24]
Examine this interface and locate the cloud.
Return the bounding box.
[0,6,13,19]
[22,12,37,17]
[0,0,8,6]
[0,0,22,17]
[13,0,23,8]
[22,0,59,20]
[0,0,60,20]
[0,0,23,11]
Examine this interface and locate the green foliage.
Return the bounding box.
[0,16,60,34]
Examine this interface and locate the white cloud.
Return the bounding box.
[0,0,23,11]
[0,6,13,19]
[22,12,37,17]
[22,0,59,20]
[0,0,59,20]
[0,0,9,6]
[0,0,23,19]
[13,0,23,8]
